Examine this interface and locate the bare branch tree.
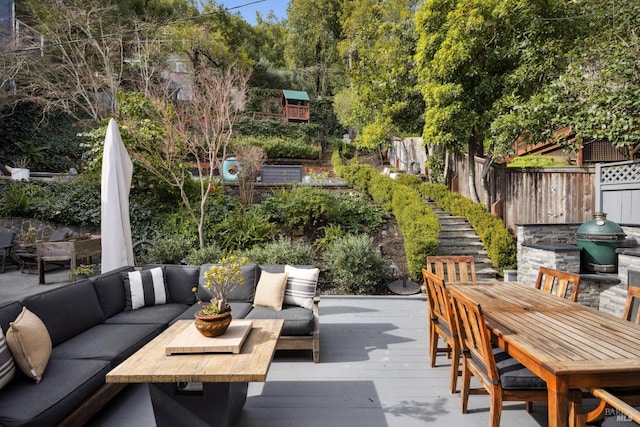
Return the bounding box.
[235,145,267,207]
[15,2,126,122]
[124,64,250,248]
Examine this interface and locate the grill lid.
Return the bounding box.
[575,212,626,240]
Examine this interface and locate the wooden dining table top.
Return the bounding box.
[448,281,640,427]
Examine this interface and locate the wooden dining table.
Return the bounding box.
[448,281,640,427]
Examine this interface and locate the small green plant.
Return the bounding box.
[313,225,347,251]
[194,255,248,315]
[324,234,388,294]
[212,208,275,252]
[240,238,315,265]
[184,245,226,266]
[145,235,193,265]
[73,264,97,277]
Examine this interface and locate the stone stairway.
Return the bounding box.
[426,201,499,281]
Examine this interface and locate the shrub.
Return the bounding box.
[240,238,315,265]
[212,207,275,252]
[334,192,386,234]
[232,136,320,160]
[333,155,440,280]
[324,234,388,294]
[313,224,348,251]
[144,235,194,265]
[259,187,338,236]
[184,245,226,266]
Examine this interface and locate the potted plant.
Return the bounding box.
[72,264,98,279]
[192,255,248,337]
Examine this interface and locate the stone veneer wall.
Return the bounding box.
[0,218,96,241]
[516,223,640,311]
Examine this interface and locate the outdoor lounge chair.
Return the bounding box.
[18,228,74,269]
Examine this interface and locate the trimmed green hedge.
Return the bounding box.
[413,182,517,271]
[334,152,439,280]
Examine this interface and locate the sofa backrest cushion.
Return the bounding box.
[0,301,23,334]
[91,266,134,318]
[198,263,258,303]
[143,264,199,305]
[22,279,105,346]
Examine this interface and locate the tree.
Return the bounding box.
[121,64,250,249]
[285,0,343,97]
[506,0,640,159]
[337,0,423,159]
[415,0,578,206]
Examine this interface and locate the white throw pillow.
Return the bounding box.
[284,265,320,310]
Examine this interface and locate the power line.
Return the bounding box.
[0,0,266,56]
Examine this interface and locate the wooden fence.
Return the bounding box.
[452,153,595,231]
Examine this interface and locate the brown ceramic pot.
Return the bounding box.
[194,310,232,337]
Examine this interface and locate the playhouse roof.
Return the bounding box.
[282,90,310,101]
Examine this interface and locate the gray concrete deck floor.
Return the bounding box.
[0,266,624,426]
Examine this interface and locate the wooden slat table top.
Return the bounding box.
[449,282,640,375]
[449,281,640,427]
[106,319,284,384]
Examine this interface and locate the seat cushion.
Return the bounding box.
[51,323,163,366]
[103,303,190,325]
[494,349,546,390]
[246,305,315,335]
[0,358,110,427]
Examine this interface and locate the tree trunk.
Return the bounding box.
[467,143,480,203]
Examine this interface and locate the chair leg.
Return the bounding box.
[525,401,533,412]
[429,323,438,368]
[489,388,503,427]
[461,362,471,413]
[449,343,460,394]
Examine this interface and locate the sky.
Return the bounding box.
[216,1,288,26]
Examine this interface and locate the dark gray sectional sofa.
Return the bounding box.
[0,263,319,427]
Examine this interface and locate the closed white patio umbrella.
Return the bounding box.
[101,118,134,273]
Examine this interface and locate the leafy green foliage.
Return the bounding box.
[212,208,275,252]
[145,235,194,265]
[235,116,322,142]
[231,136,320,160]
[336,157,440,279]
[324,234,388,294]
[0,102,87,172]
[239,238,315,265]
[184,245,226,266]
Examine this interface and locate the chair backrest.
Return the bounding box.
[426,256,477,283]
[0,231,15,249]
[423,269,456,335]
[622,285,640,324]
[535,266,580,302]
[449,286,499,383]
[48,228,73,242]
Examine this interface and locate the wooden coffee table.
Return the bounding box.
[106,319,284,427]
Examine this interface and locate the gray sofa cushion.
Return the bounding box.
[246,305,315,335]
[51,323,163,366]
[104,303,190,325]
[22,280,105,346]
[0,302,23,333]
[198,263,258,303]
[91,266,134,318]
[0,358,110,427]
[143,264,199,305]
